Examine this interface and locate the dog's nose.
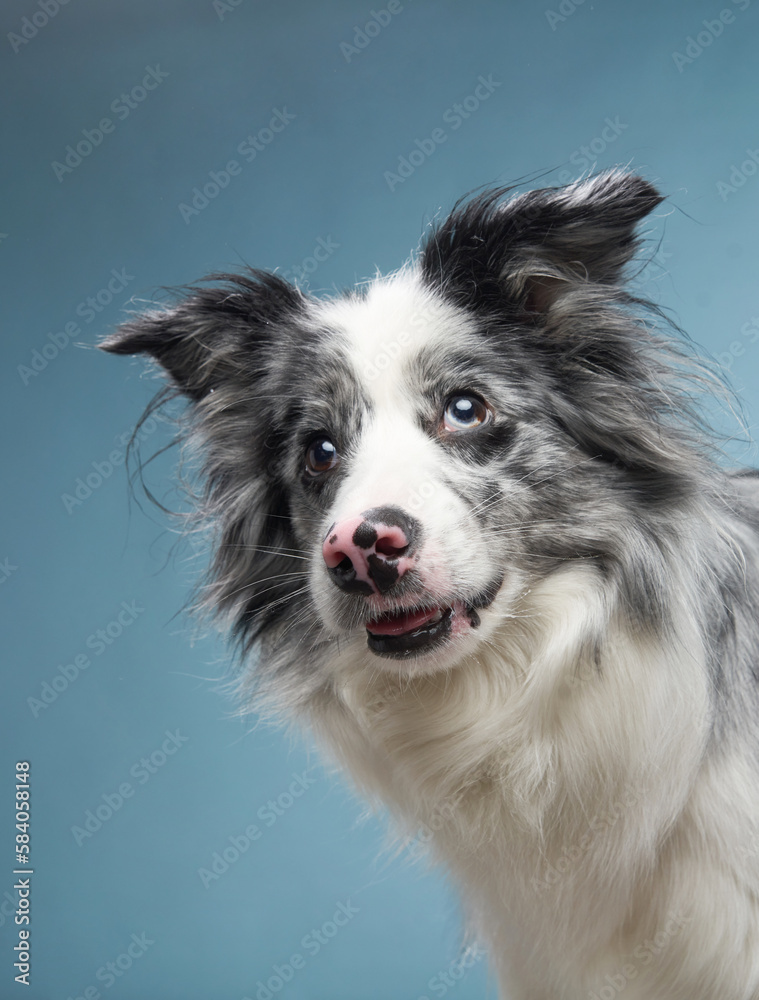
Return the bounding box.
[322,506,420,595]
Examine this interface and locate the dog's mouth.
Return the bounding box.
[365,605,454,658]
[364,578,503,659]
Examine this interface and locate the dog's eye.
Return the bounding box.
[443,395,491,433]
[305,436,340,476]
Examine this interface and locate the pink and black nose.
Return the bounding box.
[322,506,421,596]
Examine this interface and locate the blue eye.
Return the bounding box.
[443,394,491,433]
[306,436,339,475]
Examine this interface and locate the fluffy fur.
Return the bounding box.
[102,171,759,999]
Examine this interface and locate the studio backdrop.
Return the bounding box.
[2,1,757,998]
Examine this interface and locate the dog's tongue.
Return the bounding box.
[366,606,443,636]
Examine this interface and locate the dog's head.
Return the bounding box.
[103,171,706,679]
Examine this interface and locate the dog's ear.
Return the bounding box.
[100,271,305,400]
[420,171,663,314]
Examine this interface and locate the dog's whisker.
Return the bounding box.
[216,545,311,560]
[216,573,307,603]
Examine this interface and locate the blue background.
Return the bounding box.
[1,1,758,998]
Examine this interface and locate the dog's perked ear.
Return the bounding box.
[99,271,305,400]
[419,170,664,314]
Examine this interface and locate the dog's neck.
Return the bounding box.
[319,563,708,819]
[308,563,713,994]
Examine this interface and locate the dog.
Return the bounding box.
[101,170,759,999]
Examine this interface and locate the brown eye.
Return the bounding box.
[305,437,339,476]
[443,394,491,433]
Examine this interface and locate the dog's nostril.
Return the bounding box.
[360,507,421,561]
[327,555,375,596]
[374,537,408,558]
[323,547,349,570]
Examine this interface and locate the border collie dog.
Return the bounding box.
[102,171,759,999]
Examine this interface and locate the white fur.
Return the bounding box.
[293,276,759,998]
[306,565,759,998]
